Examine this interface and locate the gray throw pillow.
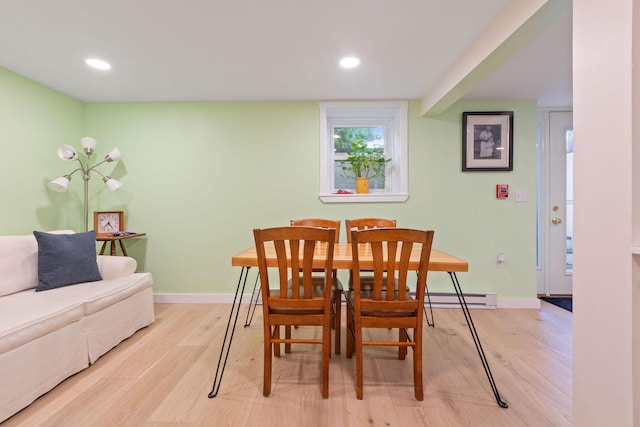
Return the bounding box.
[34,230,102,292]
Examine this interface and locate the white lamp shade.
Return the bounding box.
[104,177,122,191]
[81,137,97,153]
[47,176,70,192]
[57,145,78,161]
[105,147,122,161]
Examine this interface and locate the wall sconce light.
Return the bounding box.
[47,137,123,232]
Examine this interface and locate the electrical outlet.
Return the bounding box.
[496,253,505,268]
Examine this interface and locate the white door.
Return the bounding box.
[547,111,573,295]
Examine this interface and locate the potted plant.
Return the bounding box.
[339,139,391,194]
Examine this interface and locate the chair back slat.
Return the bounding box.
[273,239,290,295]
[397,240,415,300]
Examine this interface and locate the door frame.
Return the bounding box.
[537,108,573,296]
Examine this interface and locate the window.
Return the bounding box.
[319,101,408,203]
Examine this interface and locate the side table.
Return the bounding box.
[96,233,146,256]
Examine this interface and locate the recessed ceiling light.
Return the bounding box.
[86,58,111,70]
[339,57,360,69]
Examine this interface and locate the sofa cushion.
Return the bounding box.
[0,235,38,297]
[0,292,85,355]
[38,272,154,316]
[34,231,102,292]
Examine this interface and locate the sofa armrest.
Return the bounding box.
[96,255,137,279]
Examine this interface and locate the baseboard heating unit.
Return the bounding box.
[422,291,497,309]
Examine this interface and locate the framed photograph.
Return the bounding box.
[462,111,514,171]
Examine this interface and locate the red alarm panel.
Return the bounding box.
[496,184,509,199]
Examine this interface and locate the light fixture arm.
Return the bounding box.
[87,157,109,173]
[91,168,106,179]
[66,167,84,179]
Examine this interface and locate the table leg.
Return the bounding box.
[244,272,261,327]
[99,242,107,255]
[110,241,116,256]
[423,275,435,327]
[423,285,435,327]
[208,266,252,398]
[118,240,128,256]
[448,272,508,408]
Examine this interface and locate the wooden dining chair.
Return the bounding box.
[345,218,397,290]
[253,226,335,397]
[290,219,343,354]
[345,228,434,400]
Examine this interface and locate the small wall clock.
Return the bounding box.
[94,211,124,236]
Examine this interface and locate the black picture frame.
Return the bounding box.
[462,111,514,171]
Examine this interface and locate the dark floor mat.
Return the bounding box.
[540,297,572,312]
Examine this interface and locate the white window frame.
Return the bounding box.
[319,101,408,203]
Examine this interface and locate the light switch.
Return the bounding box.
[515,190,528,202]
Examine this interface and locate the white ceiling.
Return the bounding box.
[0,0,572,107]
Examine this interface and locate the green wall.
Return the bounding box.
[0,67,538,301]
[0,67,85,231]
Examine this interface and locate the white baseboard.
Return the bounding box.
[153,293,246,304]
[153,293,541,309]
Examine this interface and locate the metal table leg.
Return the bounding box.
[208,266,252,398]
[424,281,435,327]
[448,272,508,408]
[244,272,261,327]
[415,272,435,327]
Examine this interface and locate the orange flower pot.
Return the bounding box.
[355,177,370,194]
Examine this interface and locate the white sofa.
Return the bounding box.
[0,232,155,422]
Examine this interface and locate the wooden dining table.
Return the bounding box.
[230,242,469,272]
[208,242,508,408]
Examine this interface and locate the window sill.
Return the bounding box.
[319,193,409,203]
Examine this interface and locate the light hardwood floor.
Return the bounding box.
[3,302,572,427]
